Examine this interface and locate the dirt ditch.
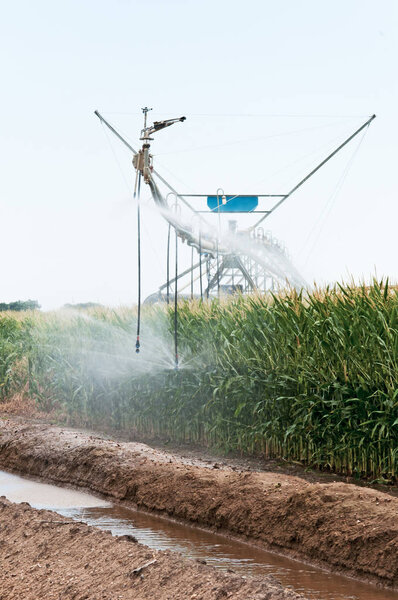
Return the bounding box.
[0,417,397,591]
[0,497,305,600]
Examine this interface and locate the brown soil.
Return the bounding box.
[0,497,304,600]
[0,417,398,590]
[4,401,396,491]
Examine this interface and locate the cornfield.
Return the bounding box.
[1,280,397,480]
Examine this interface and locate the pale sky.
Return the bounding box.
[1,0,397,309]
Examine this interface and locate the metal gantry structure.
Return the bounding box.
[95,110,376,302]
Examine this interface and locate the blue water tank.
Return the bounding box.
[207,195,258,213]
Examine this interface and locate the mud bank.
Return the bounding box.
[0,498,304,600]
[0,418,397,588]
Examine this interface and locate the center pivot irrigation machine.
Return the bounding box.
[95,109,376,365]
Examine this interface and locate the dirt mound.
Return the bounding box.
[0,418,398,588]
[0,498,305,600]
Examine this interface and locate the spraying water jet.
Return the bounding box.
[95,109,376,354]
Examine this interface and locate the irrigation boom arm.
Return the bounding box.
[95,109,375,273]
[94,110,138,155]
[252,114,376,229]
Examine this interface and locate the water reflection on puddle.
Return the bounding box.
[0,470,110,509]
[1,470,397,600]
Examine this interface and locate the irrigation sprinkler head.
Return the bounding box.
[140,116,186,141]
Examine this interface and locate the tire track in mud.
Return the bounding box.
[0,418,397,589]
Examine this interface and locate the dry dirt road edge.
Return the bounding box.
[0,418,397,589]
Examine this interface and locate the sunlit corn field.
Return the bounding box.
[1,281,397,480]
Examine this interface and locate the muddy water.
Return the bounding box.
[1,470,397,600]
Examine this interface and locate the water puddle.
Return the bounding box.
[0,470,110,509]
[1,469,397,600]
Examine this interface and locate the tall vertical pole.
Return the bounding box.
[135,172,142,353]
[174,226,179,370]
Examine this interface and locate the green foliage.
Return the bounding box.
[0,314,32,399]
[0,300,40,312]
[1,281,398,479]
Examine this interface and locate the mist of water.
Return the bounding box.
[36,187,306,386]
[37,307,183,385]
[154,195,307,292]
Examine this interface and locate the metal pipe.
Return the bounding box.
[94,111,213,231]
[252,114,376,229]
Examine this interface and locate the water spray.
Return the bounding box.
[94,108,376,330]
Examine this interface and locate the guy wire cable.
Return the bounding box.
[154,118,363,157]
[301,124,371,266]
[135,172,142,354]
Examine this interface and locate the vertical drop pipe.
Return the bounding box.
[166,223,171,304]
[190,247,194,300]
[174,227,179,369]
[216,193,221,298]
[199,231,203,300]
[135,172,142,353]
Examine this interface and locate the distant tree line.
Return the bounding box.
[0,300,40,312]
